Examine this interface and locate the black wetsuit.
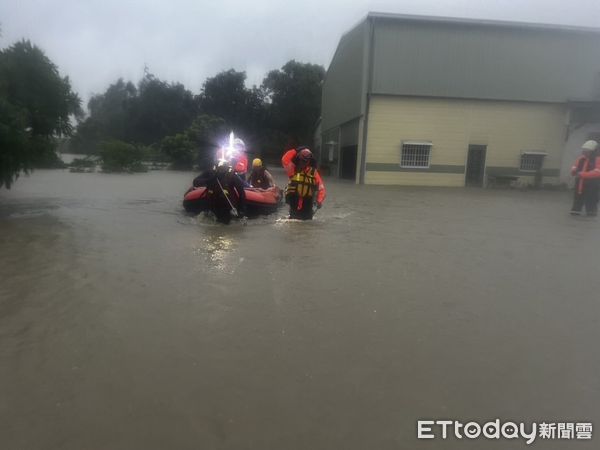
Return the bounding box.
[204,170,246,224]
[192,169,213,188]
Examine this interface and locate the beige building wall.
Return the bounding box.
[364,96,567,186]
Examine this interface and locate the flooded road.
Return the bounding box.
[1,169,599,449]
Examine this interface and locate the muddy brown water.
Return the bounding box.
[1,169,598,449]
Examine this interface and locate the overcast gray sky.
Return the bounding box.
[1,0,599,107]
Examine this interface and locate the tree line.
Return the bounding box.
[0,38,325,187]
[1,40,82,187]
[0,37,325,187]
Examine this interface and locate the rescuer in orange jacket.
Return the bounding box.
[230,138,250,187]
[215,136,249,184]
[570,140,600,217]
[281,147,326,220]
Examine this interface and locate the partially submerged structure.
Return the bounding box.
[321,12,600,186]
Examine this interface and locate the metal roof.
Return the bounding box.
[367,12,600,35]
[321,12,600,133]
[369,16,600,103]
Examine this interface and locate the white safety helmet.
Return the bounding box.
[233,138,246,151]
[581,140,598,151]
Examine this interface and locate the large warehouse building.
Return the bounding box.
[320,13,600,186]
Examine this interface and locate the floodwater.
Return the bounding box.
[1,168,599,450]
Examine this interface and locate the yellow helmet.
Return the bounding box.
[252,158,263,168]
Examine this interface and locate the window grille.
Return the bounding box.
[401,142,432,168]
[520,153,545,171]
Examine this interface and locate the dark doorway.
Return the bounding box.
[465,145,487,187]
[340,145,357,180]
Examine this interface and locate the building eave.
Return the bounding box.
[367,11,600,35]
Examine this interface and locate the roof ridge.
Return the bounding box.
[366,11,600,34]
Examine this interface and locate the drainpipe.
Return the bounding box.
[358,16,375,184]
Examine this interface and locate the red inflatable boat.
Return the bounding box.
[183,186,282,216]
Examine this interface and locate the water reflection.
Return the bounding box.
[193,233,238,274]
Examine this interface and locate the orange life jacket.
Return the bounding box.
[286,167,317,199]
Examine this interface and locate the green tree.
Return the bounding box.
[99,140,146,173]
[129,72,198,145]
[159,114,226,170]
[71,72,197,153]
[159,134,195,170]
[70,79,137,154]
[198,70,266,141]
[185,114,227,168]
[0,40,82,187]
[262,60,325,146]
[68,115,104,154]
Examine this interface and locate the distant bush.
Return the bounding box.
[159,114,226,170]
[159,133,195,170]
[142,144,167,163]
[99,140,147,173]
[70,157,97,168]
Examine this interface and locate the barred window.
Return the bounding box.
[520,153,545,171]
[401,142,432,168]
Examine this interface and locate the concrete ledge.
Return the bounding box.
[365,163,465,173]
[486,166,560,177]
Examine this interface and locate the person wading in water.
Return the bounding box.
[281,147,326,220]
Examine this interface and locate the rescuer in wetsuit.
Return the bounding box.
[201,162,247,224]
[281,147,326,220]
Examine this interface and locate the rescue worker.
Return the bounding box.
[228,138,250,187]
[570,140,600,217]
[248,158,275,189]
[204,161,247,224]
[231,138,249,176]
[192,167,213,188]
[281,147,326,220]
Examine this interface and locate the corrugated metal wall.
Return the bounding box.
[371,19,600,103]
[321,21,367,132]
